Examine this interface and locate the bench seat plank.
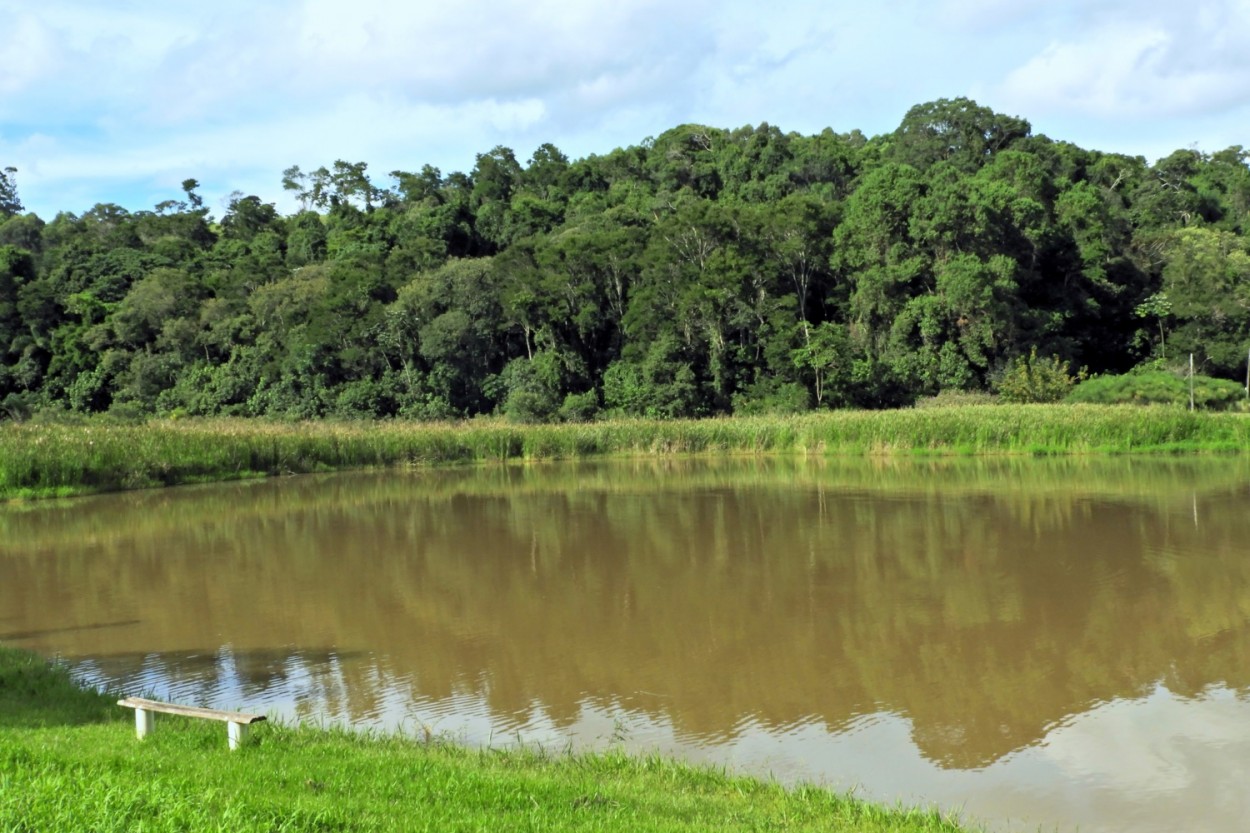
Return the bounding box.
[117,697,266,725]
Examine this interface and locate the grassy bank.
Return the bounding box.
[3,404,1249,500]
[0,647,975,832]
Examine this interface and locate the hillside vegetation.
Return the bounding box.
[2,98,1249,421]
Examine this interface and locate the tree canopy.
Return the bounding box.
[3,98,1249,421]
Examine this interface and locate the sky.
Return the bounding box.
[3,0,1250,220]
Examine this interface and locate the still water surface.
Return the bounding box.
[3,457,1249,832]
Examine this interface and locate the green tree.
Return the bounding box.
[389,165,444,206]
[1159,226,1250,375]
[471,146,523,251]
[0,212,44,254]
[755,194,838,344]
[1134,292,1172,360]
[388,258,509,414]
[220,194,283,242]
[0,167,22,219]
[832,162,926,366]
[645,125,725,198]
[286,211,328,267]
[329,160,381,210]
[889,98,1031,174]
[521,143,570,201]
[111,267,201,349]
[791,321,852,406]
[603,334,700,418]
[0,246,36,400]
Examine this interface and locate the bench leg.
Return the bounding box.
[135,707,154,740]
[227,721,249,750]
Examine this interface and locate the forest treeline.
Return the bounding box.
[2,98,1249,422]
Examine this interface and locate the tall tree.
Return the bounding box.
[889,98,1031,174]
[0,167,22,219]
[1159,226,1250,375]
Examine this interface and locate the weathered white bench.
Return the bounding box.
[117,696,266,750]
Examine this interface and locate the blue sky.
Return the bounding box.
[3,0,1250,220]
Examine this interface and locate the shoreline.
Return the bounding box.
[1,645,980,832]
[3,404,1249,501]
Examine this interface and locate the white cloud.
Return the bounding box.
[934,0,1055,30]
[1032,685,1250,829]
[5,0,1250,218]
[0,2,198,112]
[997,1,1250,121]
[0,13,60,95]
[1000,25,1172,117]
[137,0,716,119]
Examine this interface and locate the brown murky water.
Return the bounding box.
[3,457,1249,832]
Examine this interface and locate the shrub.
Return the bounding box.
[1,392,35,422]
[500,358,560,423]
[557,390,600,422]
[601,337,701,419]
[995,349,1084,404]
[333,378,398,419]
[1067,370,1247,410]
[731,379,811,415]
[914,389,999,408]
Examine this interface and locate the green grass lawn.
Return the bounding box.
[1,647,978,832]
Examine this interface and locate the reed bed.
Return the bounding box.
[2,405,1248,500]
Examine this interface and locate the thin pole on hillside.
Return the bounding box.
[1189,353,1195,412]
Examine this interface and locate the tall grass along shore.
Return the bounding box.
[2,404,1249,500]
[0,646,976,832]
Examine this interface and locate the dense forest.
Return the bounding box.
[1,98,1249,422]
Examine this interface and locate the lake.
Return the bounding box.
[2,457,1248,832]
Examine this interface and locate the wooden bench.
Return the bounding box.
[117,696,266,750]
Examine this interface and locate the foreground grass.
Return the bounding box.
[2,404,1249,500]
[0,647,976,832]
